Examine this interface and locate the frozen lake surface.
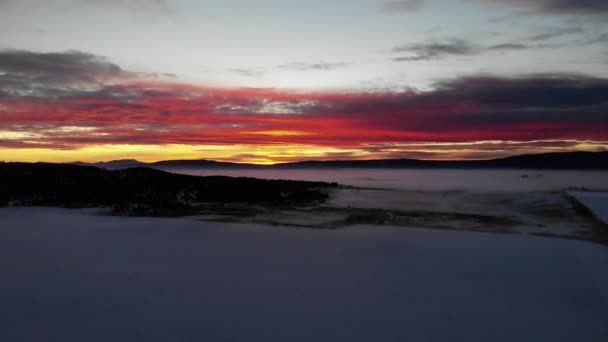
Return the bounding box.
[166,168,608,192]
[2,207,608,342]
[168,168,608,240]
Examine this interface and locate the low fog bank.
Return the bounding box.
[1,207,608,342]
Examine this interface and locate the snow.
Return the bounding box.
[325,188,600,237]
[2,207,608,341]
[162,169,608,238]
[567,191,608,224]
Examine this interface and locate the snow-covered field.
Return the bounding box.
[175,169,608,240]
[2,207,608,341]
[568,191,608,224]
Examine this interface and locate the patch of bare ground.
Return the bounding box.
[190,189,608,245]
[197,205,520,233]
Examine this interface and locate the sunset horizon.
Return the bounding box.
[2,147,605,165]
[1,1,607,164]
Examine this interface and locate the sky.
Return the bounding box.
[0,0,607,163]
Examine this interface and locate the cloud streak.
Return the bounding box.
[279,62,347,71]
[392,38,478,61]
[391,28,585,62]
[528,26,584,41]
[229,62,347,78]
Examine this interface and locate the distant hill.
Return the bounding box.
[71,151,608,170]
[72,159,147,170]
[273,151,608,169]
[150,159,256,169]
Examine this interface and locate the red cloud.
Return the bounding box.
[1,52,607,161]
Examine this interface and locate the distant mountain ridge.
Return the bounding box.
[72,159,145,170]
[71,151,608,170]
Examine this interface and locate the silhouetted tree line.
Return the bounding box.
[0,163,338,216]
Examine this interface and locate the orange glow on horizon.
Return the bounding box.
[1,140,606,164]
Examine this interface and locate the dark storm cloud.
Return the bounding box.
[0,50,123,77]
[0,50,129,98]
[432,74,608,109]
[381,0,426,12]
[315,74,608,136]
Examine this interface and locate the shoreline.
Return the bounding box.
[4,187,607,245]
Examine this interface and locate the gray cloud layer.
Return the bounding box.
[470,0,608,18]
[2,50,608,130]
[0,50,127,98]
[432,74,608,110]
[0,0,174,17]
